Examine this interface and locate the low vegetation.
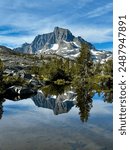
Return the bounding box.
[0,45,113,122]
[0,43,113,93]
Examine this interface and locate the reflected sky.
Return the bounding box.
[0,93,112,150]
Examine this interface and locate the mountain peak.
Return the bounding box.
[14,27,94,56]
[13,27,112,62]
[54,26,64,31]
[53,26,71,33]
[53,26,74,42]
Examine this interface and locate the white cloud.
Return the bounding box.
[69,25,113,43]
[0,24,113,48]
[0,0,113,47]
[86,3,112,18]
[74,0,94,8]
[0,35,34,47]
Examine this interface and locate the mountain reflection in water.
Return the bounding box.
[0,83,113,150]
[32,91,77,115]
[0,83,112,122]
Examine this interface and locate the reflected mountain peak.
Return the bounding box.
[32,90,77,115]
[0,81,112,121]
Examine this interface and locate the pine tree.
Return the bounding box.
[76,43,93,78]
[103,59,113,76]
[64,58,70,74]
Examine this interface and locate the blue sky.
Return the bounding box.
[0,0,113,50]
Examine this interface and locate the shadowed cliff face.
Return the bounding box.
[53,27,75,42]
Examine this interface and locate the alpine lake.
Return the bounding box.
[0,82,113,150]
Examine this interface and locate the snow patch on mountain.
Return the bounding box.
[14,27,112,62]
[51,44,59,50]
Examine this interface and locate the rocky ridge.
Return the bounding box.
[14,27,112,62]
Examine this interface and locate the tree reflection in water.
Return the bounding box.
[41,82,94,122]
[0,96,5,120]
[0,79,113,122]
[74,78,113,122]
[103,90,113,103]
[75,85,93,122]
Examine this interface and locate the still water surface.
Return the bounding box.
[0,91,112,150]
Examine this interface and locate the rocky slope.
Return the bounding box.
[0,46,43,68]
[14,27,112,61]
[0,46,16,55]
